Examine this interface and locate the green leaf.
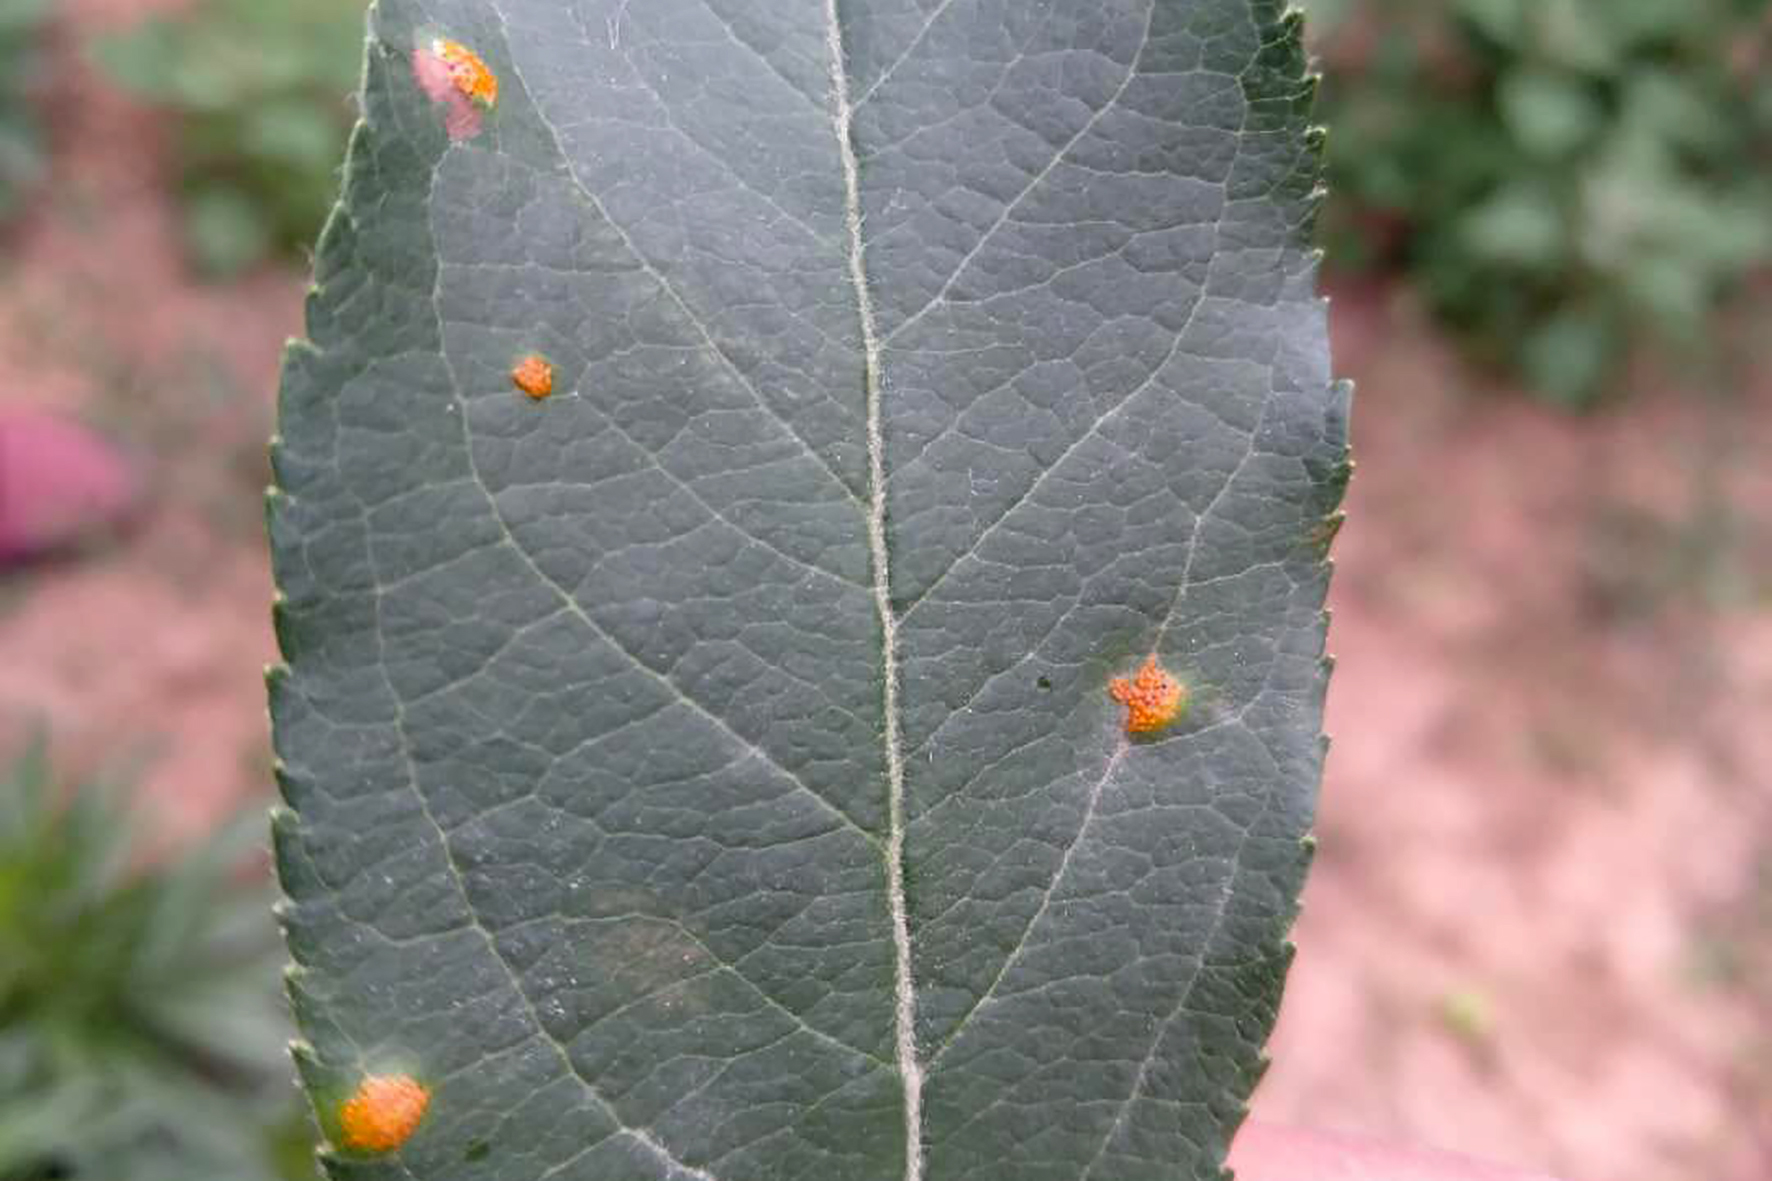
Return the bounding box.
[1459,180,1565,267]
[185,184,274,276]
[0,0,50,221]
[1522,306,1614,407]
[269,2,1347,1179]
[1533,0,1616,73]
[1453,0,1524,45]
[1497,68,1600,158]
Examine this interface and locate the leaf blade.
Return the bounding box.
[270,3,1344,1179]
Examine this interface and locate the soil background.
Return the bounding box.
[1,3,1767,1179]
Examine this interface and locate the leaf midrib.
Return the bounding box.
[820,6,926,1181]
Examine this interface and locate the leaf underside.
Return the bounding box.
[268,2,1348,1180]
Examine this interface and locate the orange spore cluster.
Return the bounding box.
[340,1073,430,1154]
[511,354,554,399]
[1109,655,1187,734]
[434,39,499,107]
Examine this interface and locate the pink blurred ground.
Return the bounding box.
[0,3,1766,1178]
[1258,284,1772,1181]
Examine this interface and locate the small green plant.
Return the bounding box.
[1308,0,1772,405]
[0,741,311,1181]
[0,0,51,224]
[1436,986,1497,1050]
[94,0,364,277]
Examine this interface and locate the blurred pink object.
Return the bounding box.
[1230,1123,1562,1181]
[0,410,138,565]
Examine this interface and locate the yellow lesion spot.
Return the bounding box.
[339,1073,430,1154]
[1109,655,1188,735]
[433,38,499,107]
[511,353,555,400]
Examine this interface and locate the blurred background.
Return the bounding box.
[0,0,1766,1178]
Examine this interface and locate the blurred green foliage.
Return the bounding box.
[1307,0,1772,405]
[94,0,364,277]
[0,741,312,1181]
[0,0,50,223]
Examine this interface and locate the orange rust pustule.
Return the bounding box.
[511,354,554,400]
[339,1074,430,1154]
[1109,655,1188,734]
[434,39,499,107]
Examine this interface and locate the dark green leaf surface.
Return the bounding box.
[268,2,1347,1179]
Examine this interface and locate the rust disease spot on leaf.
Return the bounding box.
[414,37,497,139]
[1109,655,1188,735]
[511,353,554,400]
[433,39,498,106]
[340,1073,430,1154]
